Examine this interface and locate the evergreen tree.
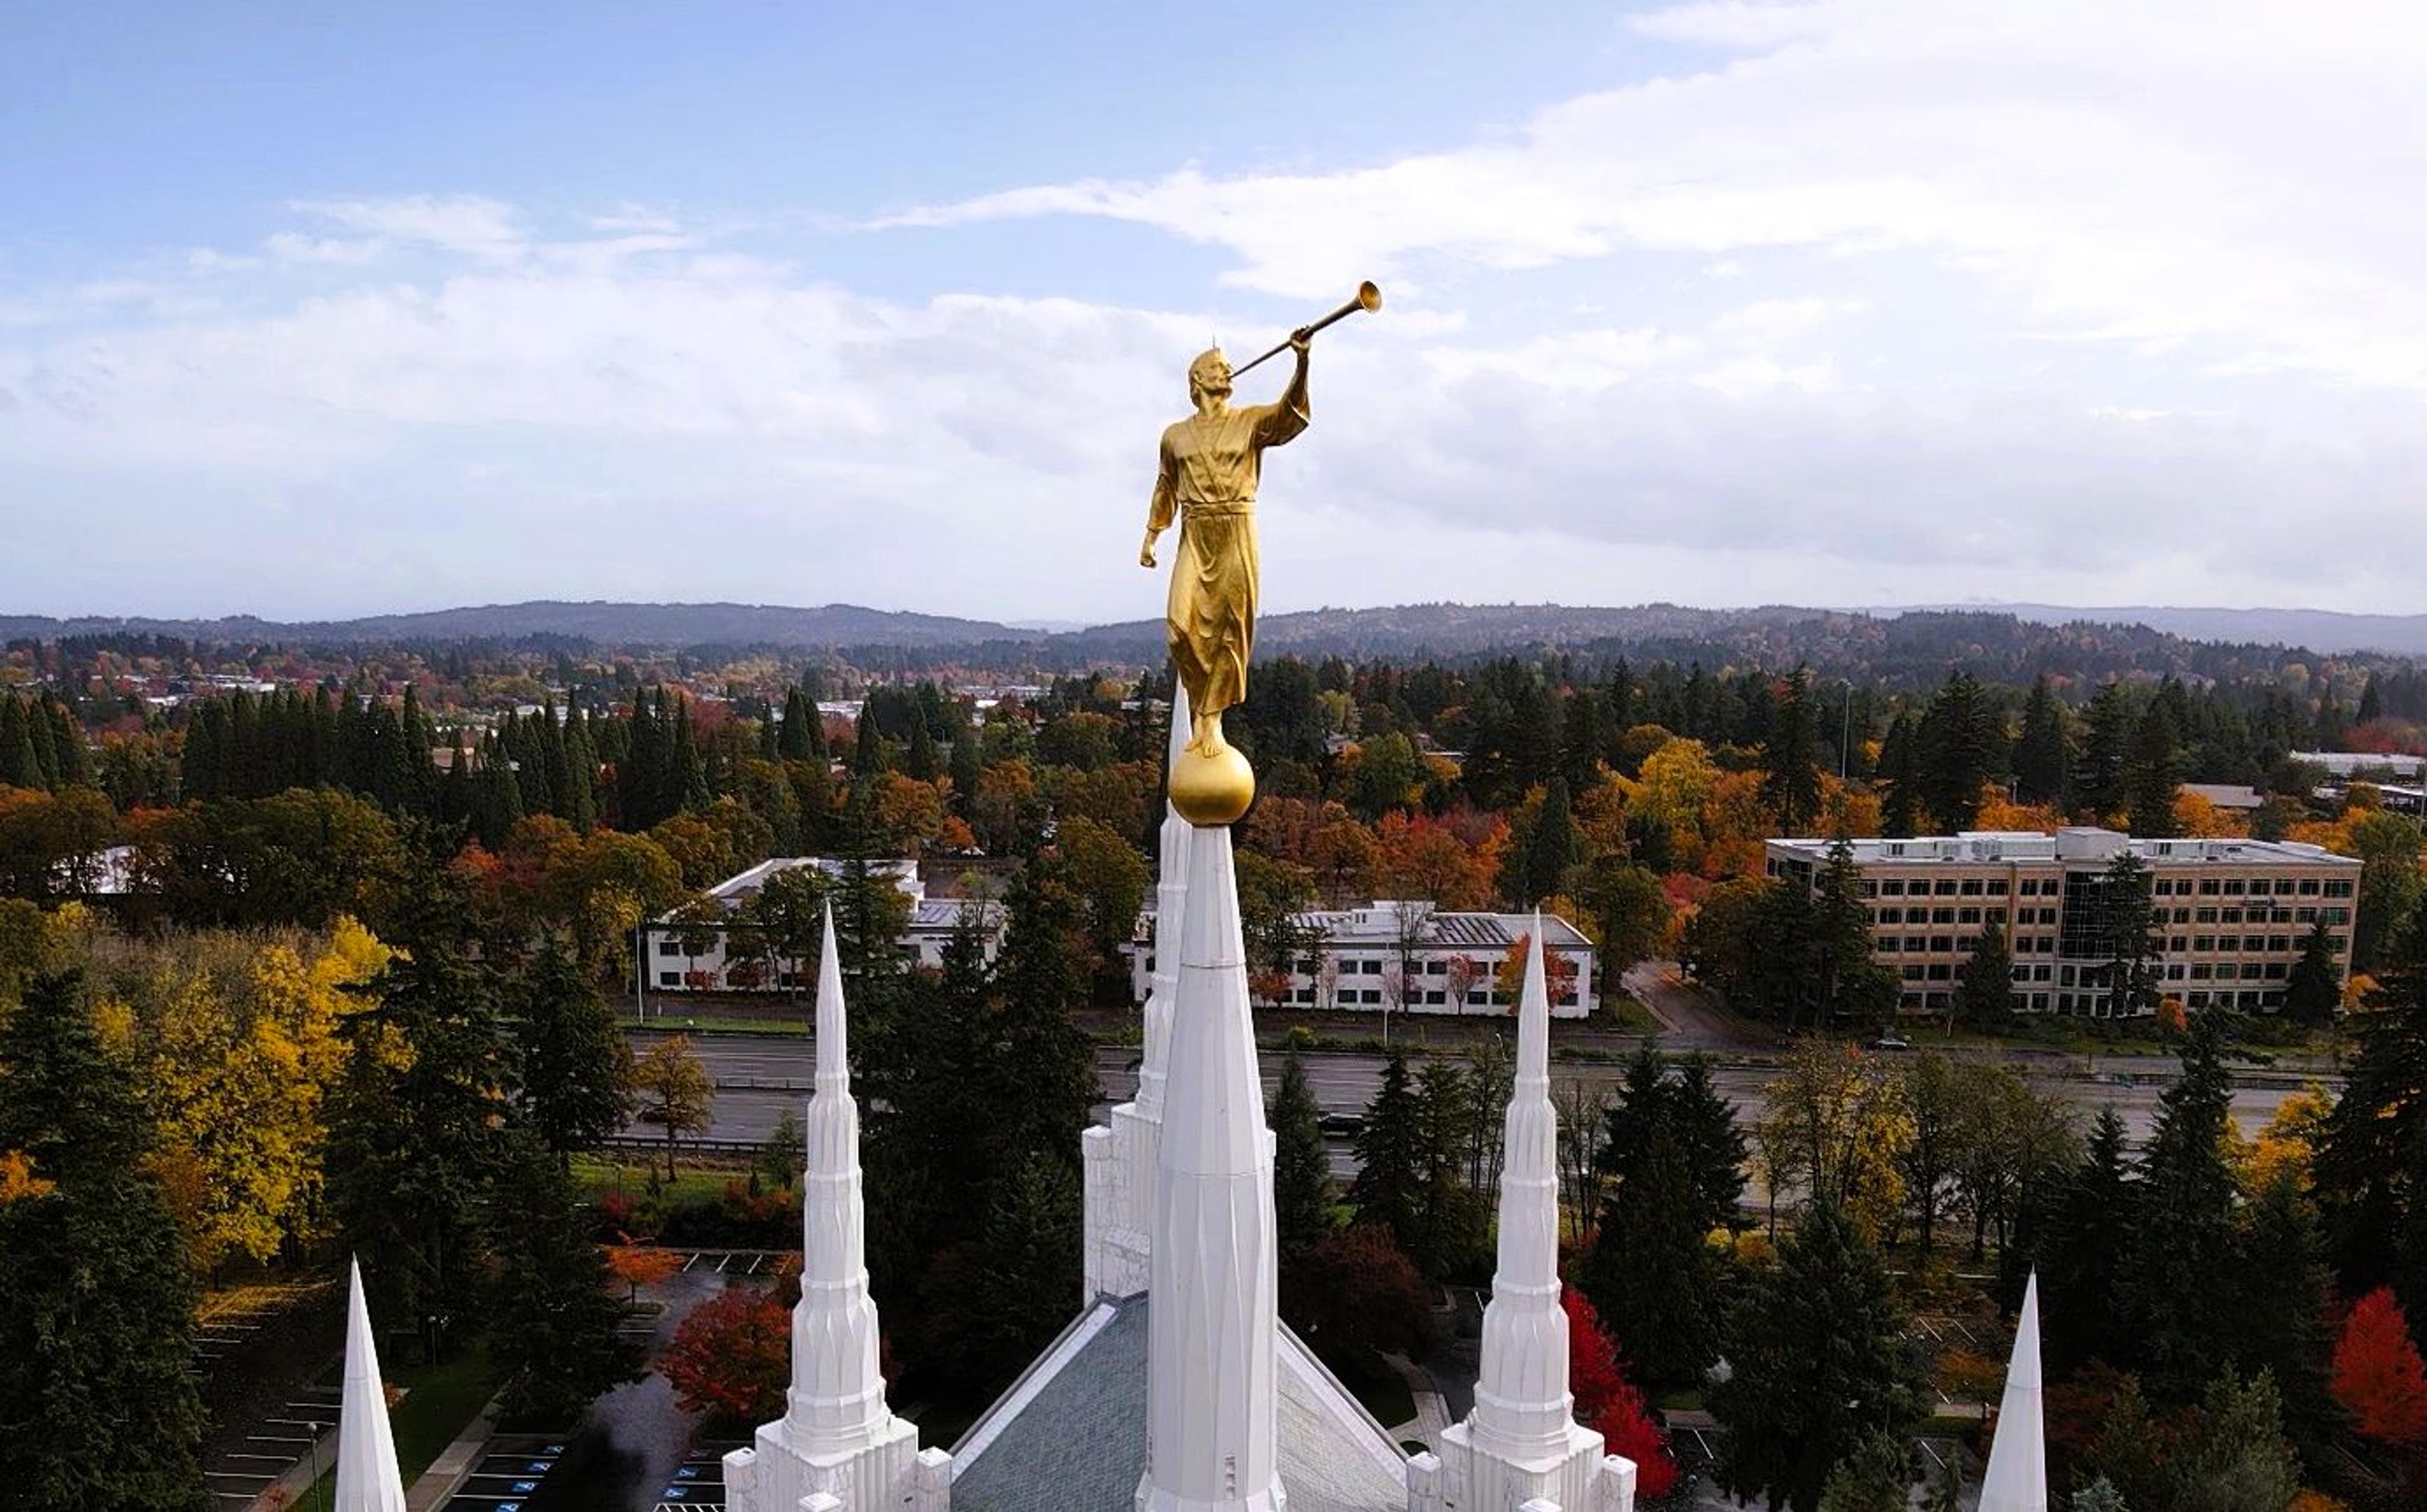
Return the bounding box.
[905,708,939,782]
[1349,1047,1425,1256]
[1955,918,2016,1030]
[956,1152,1086,1386]
[0,972,211,1510]
[561,708,599,832]
[2282,919,2340,1028]
[949,721,984,813]
[671,695,710,812]
[513,941,633,1160]
[2229,1172,2340,1455]
[2014,675,2071,807]
[1816,1427,1913,1512]
[481,1134,645,1420]
[1562,686,1607,795]
[2314,893,2427,1321]
[0,694,40,790]
[2122,1012,2241,1400]
[1760,667,1823,835]
[1916,670,2004,832]
[777,686,818,761]
[2079,683,2136,820]
[2124,701,2184,838]
[1711,1202,1930,1512]
[2095,850,2162,1019]
[2041,1109,2136,1374]
[1520,775,1578,906]
[1876,711,1922,838]
[1816,837,1899,1031]
[851,700,887,777]
[327,922,516,1361]
[1581,1047,1744,1384]
[2360,672,2385,726]
[1270,1051,1333,1260]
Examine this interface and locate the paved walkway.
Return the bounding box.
[403,1393,503,1511]
[1377,1351,1452,1450]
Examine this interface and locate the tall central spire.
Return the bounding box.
[1980,1273,2048,1512]
[724,905,926,1512]
[1137,823,1287,1512]
[1419,923,1636,1512]
[336,1257,407,1512]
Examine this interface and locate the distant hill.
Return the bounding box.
[4,597,2421,667]
[1910,604,2427,656]
[0,601,1032,649]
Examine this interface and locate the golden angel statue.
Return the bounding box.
[1138,331,1310,822]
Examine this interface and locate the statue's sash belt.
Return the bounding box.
[1181,500,1256,519]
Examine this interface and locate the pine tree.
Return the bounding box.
[1270,1051,1333,1259]
[1582,1053,1737,1388]
[2014,675,2071,807]
[905,707,940,782]
[851,700,887,777]
[2123,1012,2241,1400]
[1816,1427,1912,1512]
[2314,893,2427,1321]
[1956,919,2016,1030]
[0,972,212,1510]
[2230,1171,2340,1454]
[2080,682,2136,820]
[1711,1201,1930,1512]
[481,1134,645,1420]
[2282,919,2340,1028]
[1877,711,1922,838]
[2096,850,2162,1018]
[2124,702,2184,838]
[2360,673,2385,727]
[0,693,40,790]
[327,923,516,1361]
[1761,667,1823,834]
[1521,775,1578,906]
[777,687,817,761]
[1916,670,2004,832]
[2042,1109,2136,1374]
[1349,1047,1425,1256]
[513,941,633,1160]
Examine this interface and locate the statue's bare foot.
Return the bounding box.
[1186,713,1226,758]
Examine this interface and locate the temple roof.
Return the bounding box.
[949,1295,1408,1512]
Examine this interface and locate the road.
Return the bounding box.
[630,1031,2308,1168]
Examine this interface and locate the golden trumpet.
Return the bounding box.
[1229,281,1382,377]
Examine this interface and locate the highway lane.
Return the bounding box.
[632,1032,2306,1164]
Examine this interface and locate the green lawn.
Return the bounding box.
[289,1345,497,1509]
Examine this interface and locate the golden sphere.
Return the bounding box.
[1169,742,1255,827]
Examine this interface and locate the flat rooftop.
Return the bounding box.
[1767,828,2359,869]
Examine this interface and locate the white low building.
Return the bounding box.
[643,857,1005,992]
[1126,898,1598,1019]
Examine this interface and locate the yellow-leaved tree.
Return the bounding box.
[121,919,392,1271]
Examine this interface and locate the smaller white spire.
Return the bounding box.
[784,902,896,1450]
[1468,920,1572,1455]
[815,902,849,1093]
[336,1257,408,1512]
[1980,1272,2047,1512]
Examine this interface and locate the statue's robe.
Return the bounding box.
[1148,397,1308,720]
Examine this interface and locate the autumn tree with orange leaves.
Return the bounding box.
[2333,1287,2427,1447]
[661,1286,793,1424]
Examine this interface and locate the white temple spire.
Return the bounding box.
[1138,823,1286,1512]
[786,903,892,1447]
[1980,1273,2048,1512]
[1136,679,1195,1123]
[723,904,924,1512]
[1469,919,1571,1455]
[1420,921,1635,1512]
[335,1257,407,1512]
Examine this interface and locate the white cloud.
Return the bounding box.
[6,3,2427,620]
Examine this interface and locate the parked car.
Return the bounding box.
[1871,1034,1913,1051]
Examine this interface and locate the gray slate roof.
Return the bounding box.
[950,1295,1408,1512]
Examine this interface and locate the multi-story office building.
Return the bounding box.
[1126,900,1598,1019]
[1763,828,2359,1017]
[644,857,1006,992]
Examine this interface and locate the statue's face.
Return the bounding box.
[1188,349,1231,406]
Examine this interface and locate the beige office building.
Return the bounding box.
[1763,827,2359,1018]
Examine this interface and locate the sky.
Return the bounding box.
[4,0,2425,624]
